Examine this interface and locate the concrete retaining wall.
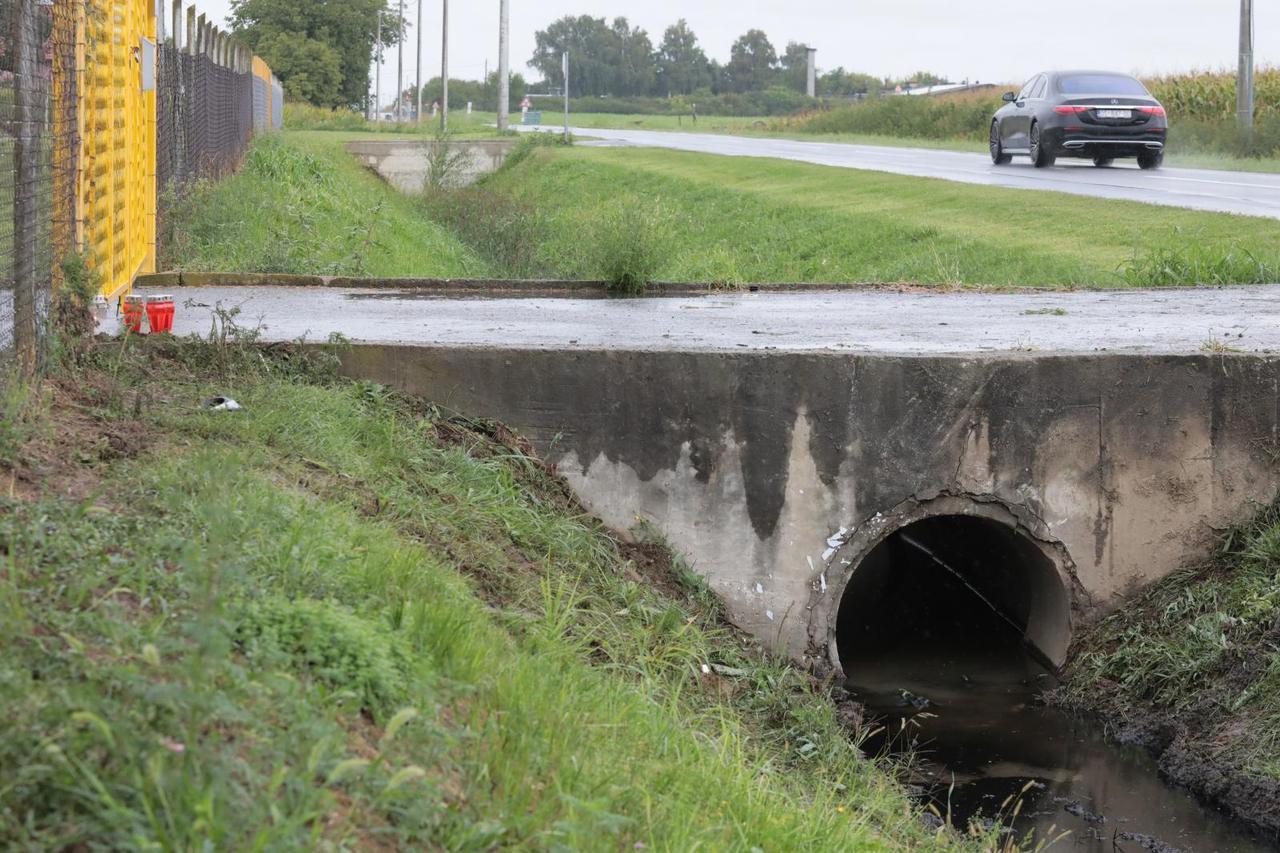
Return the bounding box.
[342,345,1280,672]
[347,139,518,192]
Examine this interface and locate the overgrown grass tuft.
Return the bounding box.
[591,200,671,293]
[1119,233,1280,286]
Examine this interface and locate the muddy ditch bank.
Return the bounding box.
[1047,686,1280,841]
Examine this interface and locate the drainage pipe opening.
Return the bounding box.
[835,514,1071,678]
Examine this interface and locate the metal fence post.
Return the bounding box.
[12,0,39,374]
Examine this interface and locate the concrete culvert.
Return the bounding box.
[835,514,1071,678]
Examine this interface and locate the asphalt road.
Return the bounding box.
[523,125,1280,220]
[127,285,1280,356]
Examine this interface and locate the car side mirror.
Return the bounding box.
[1002,92,1017,103]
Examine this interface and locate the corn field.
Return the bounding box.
[1147,68,1280,123]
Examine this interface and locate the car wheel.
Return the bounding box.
[1030,122,1055,168]
[1138,151,1164,170]
[990,121,1012,165]
[1093,156,1114,168]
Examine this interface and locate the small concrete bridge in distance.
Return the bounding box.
[138,277,1280,675]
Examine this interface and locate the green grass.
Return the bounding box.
[285,101,504,138]
[0,339,994,849]
[162,129,1280,288]
[1059,503,1280,782]
[161,131,491,276]
[468,146,1280,288]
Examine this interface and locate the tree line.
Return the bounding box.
[225,0,947,111]
[530,16,942,100]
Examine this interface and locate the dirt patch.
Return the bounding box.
[2,374,158,505]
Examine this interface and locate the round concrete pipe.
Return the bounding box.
[831,509,1072,676]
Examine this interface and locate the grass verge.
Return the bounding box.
[161,131,490,277]
[1053,505,1280,834]
[0,336,999,849]
[461,145,1280,288]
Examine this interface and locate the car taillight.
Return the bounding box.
[1139,105,1166,117]
[1054,105,1089,115]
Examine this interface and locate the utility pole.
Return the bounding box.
[396,0,405,121]
[497,0,510,131]
[562,51,569,143]
[1239,0,1255,134]
[441,0,449,133]
[375,10,383,121]
[415,0,423,122]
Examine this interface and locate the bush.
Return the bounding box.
[234,596,411,715]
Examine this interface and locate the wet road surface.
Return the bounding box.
[521,125,1280,220]
[128,285,1280,355]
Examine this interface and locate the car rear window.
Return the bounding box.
[1058,74,1149,96]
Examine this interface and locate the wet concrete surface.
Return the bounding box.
[127,285,1280,355]
[520,125,1280,220]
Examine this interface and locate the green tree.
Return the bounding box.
[530,15,657,97]
[725,29,778,93]
[255,31,343,106]
[819,67,881,98]
[230,0,398,108]
[780,41,811,93]
[904,70,949,88]
[612,18,656,96]
[656,19,711,96]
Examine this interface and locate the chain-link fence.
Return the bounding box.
[1,0,279,376]
[157,46,255,247]
[0,0,76,373]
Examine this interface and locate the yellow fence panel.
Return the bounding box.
[81,0,155,297]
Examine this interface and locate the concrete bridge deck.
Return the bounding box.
[132,283,1280,674]
[134,283,1280,355]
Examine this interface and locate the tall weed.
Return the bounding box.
[588,200,673,294]
[1120,232,1280,286]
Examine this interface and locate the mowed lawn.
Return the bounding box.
[487,145,1280,287]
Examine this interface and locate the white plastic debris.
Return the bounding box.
[754,582,764,594]
[203,396,243,412]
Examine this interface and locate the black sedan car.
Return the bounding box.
[990,71,1168,169]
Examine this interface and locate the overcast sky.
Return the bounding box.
[192,1,1274,95]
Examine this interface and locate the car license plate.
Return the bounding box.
[1096,109,1132,119]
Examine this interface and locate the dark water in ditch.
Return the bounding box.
[846,643,1275,852]
[839,542,1276,852]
